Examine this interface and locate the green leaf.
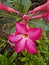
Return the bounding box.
[21,57,29,61]
[0,11,16,23]
[29,19,49,31]
[3,1,13,7]
[22,0,31,14]
[8,52,17,64]
[25,62,29,65]
[0,54,8,65]
[12,0,24,13]
[3,51,9,58]
[4,25,16,34]
[7,0,31,14]
[0,43,5,47]
[12,62,16,65]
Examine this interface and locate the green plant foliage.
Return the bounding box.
[0,0,49,65]
[29,19,49,31]
[0,54,9,65]
[6,0,31,14]
[22,0,31,14]
[8,52,17,64]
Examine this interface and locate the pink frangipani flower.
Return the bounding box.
[8,23,42,54]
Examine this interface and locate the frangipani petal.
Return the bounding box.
[47,0,49,2]
[16,23,27,34]
[8,33,22,43]
[28,3,46,14]
[25,39,37,54]
[0,2,20,14]
[14,39,25,53]
[28,28,42,40]
[28,1,49,14]
[32,12,47,19]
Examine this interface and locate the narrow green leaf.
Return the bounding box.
[29,19,49,31]
[3,51,9,58]
[0,54,8,65]
[9,52,17,64]
[22,0,31,14]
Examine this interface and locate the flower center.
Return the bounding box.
[23,34,28,38]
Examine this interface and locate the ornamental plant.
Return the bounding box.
[0,0,49,65]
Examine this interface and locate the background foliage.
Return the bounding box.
[0,0,49,65]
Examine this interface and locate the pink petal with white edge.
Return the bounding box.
[8,33,22,43]
[14,39,26,53]
[28,28,42,40]
[25,39,37,54]
[16,22,27,34]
